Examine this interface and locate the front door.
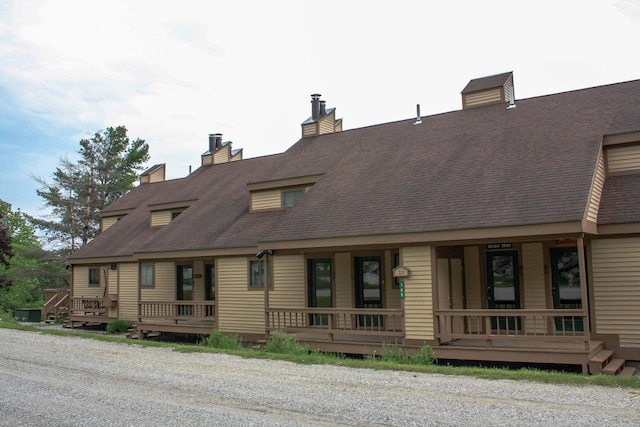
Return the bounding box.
[355,257,382,327]
[486,251,521,330]
[177,265,193,316]
[205,263,215,317]
[308,259,332,326]
[551,247,583,332]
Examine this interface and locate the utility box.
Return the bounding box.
[14,308,42,322]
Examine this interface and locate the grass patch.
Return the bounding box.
[200,329,244,351]
[106,319,131,334]
[2,323,638,389]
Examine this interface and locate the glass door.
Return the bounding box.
[551,247,583,332]
[176,265,193,316]
[308,259,332,327]
[355,257,382,328]
[486,251,521,331]
[205,263,215,317]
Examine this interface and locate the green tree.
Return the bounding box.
[0,200,70,313]
[31,126,149,251]
[0,211,14,290]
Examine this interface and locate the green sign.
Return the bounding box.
[399,280,405,300]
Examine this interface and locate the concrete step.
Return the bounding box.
[602,358,626,376]
[619,366,637,378]
[589,349,614,375]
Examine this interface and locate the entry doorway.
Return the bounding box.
[177,265,193,316]
[550,247,583,332]
[308,259,332,326]
[486,250,521,330]
[355,256,382,328]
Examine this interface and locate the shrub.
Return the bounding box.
[264,330,308,355]
[412,343,436,365]
[201,329,243,350]
[106,319,131,334]
[381,340,406,362]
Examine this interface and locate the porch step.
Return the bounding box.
[619,366,637,378]
[588,349,614,375]
[602,358,626,376]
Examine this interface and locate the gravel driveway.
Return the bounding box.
[0,328,639,426]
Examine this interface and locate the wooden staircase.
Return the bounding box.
[589,348,637,377]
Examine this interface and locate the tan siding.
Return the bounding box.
[230,151,242,161]
[217,257,264,335]
[213,145,230,164]
[107,265,118,318]
[385,251,401,309]
[118,263,138,322]
[334,253,352,309]
[151,210,172,227]
[270,255,305,307]
[251,190,282,211]
[149,167,165,183]
[193,261,205,301]
[522,243,547,333]
[402,246,433,340]
[607,144,640,174]
[464,246,482,332]
[302,123,317,137]
[201,154,212,166]
[319,110,336,135]
[141,262,174,301]
[464,88,502,108]
[587,152,605,222]
[592,238,640,348]
[102,216,119,231]
[72,265,105,298]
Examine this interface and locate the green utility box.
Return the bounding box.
[14,308,42,322]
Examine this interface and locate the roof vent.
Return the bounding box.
[414,104,422,125]
[507,86,516,109]
[461,71,514,109]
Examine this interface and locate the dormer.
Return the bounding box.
[461,72,514,109]
[140,164,166,184]
[148,200,196,227]
[248,174,323,212]
[100,208,133,232]
[201,133,243,166]
[301,94,342,138]
[603,131,640,176]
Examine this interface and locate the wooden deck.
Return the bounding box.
[137,301,216,337]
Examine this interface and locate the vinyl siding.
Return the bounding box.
[251,190,282,211]
[522,243,546,333]
[141,262,174,301]
[270,255,305,307]
[319,110,336,135]
[464,246,482,332]
[217,257,264,335]
[402,246,433,340]
[107,265,118,317]
[334,253,352,309]
[213,145,230,164]
[587,152,605,222]
[592,238,640,348]
[118,263,138,322]
[302,122,317,137]
[201,154,212,166]
[102,216,119,231]
[149,167,165,183]
[464,88,502,108]
[72,265,105,298]
[385,251,401,309]
[607,144,640,174]
[151,210,172,227]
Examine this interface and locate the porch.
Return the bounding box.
[69,296,115,324]
[136,301,216,336]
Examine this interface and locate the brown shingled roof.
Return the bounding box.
[70,78,640,260]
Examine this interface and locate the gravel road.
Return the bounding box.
[0,328,639,426]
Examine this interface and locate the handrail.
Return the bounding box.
[139,301,216,321]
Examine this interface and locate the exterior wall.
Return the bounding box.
[592,238,640,348]
[606,144,640,174]
[251,190,281,211]
[141,262,175,301]
[463,246,482,332]
[118,263,138,322]
[319,110,336,135]
[102,216,119,231]
[213,145,230,164]
[217,257,264,335]
[334,253,352,309]
[587,152,605,223]
[302,122,317,137]
[149,167,165,183]
[193,261,205,301]
[72,266,104,298]
[151,210,172,227]
[201,154,212,166]
[385,251,401,309]
[107,265,118,317]
[522,243,546,333]
[463,88,502,108]
[270,255,305,307]
[402,246,434,341]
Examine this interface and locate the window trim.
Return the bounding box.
[140,263,155,288]
[248,258,273,290]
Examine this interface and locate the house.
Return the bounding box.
[68,72,640,375]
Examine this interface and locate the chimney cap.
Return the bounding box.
[311,93,321,99]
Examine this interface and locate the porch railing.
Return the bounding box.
[139,301,216,323]
[266,308,404,339]
[71,297,107,316]
[44,288,70,321]
[435,309,589,349]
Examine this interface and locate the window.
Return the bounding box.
[249,260,265,288]
[89,268,100,286]
[283,189,304,207]
[140,264,154,287]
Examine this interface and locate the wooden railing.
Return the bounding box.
[139,301,216,322]
[435,309,589,349]
[43,288,70,321]
[266,308,404,339]
[71,297,107,316]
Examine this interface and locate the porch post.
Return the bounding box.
[577,236,591,350]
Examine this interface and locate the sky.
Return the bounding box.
[1,0,639,219]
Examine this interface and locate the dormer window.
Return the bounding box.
[283,189,304,207]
